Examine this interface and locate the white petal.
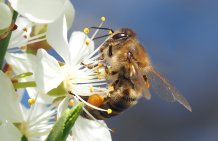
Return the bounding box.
[35,49,65,93]
[57,97,69,118]
[26,87,53,104]
[0,2,12,29]
[0,71,23,122]
[71,116,112,141]
[5,53,54,103]
[9,0,68,23]
[5,52,36,76]
[64,0,75,30]
[47,15,70,64]
[9,17,32,48]
[0,120,22,141]
[69,32,94,66]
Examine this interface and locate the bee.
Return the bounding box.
[81,28,192,120]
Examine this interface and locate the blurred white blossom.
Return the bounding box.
[0,2,12,29]
[0,71,56,141]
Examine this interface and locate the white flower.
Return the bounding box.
[0,2,12,29]
[0,71,56,141]
[9,0,74,24]
[35,16,112,141]
[5,16,53,103]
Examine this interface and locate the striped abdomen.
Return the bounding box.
[81,79,141,120]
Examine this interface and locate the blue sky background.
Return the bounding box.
[70,0,218,141]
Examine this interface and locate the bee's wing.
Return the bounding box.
[129,60,151,100]
[144,67,192,112]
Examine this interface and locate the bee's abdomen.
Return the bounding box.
[81,89,138,120]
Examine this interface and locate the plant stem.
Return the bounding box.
[0,11,18,69]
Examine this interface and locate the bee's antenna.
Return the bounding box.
[93,34,111,40]
[89,27,114,33]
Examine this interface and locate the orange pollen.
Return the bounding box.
[87,94,104,107]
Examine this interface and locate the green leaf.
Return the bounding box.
[46,103,83,141]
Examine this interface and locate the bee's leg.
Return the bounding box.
[81,62,98,69]
[143,75,150,89]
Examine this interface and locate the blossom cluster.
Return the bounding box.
[0,1,112,141]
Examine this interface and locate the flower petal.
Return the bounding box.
[35,49,65,93]
[0,2,12,29]
[9,17,32,48]
[64,0,75,30]
[71,116,112,141]
[9,0,68,23]
[0,120,22,141]
[5,52,36,75]
[57,97,69,118]
[5,53,53,103]
[0,71,23,122]
[47,15,70,64]
[68,32,94,66]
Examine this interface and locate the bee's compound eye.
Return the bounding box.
[112,33,128,40]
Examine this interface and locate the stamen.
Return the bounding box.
[91,16,106,40]
[28,98,36,106]
[82,107,114,132]
[83,27,90,34]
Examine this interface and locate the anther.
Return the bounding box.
[23,28,28,32]
[95,69,99,73]
[98,63,103,67]
[101,16,106,22]
[109,30,113,35]
[107,109,112,114]
[83,27,89,34]
[68,99,74,107]
[108,86,114,92]
[28,98,35,106]
[89,85,94,92]
[85,40,90,45]
[23,35,27,39]
[111,128,116,133]
[97,74,102,79]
